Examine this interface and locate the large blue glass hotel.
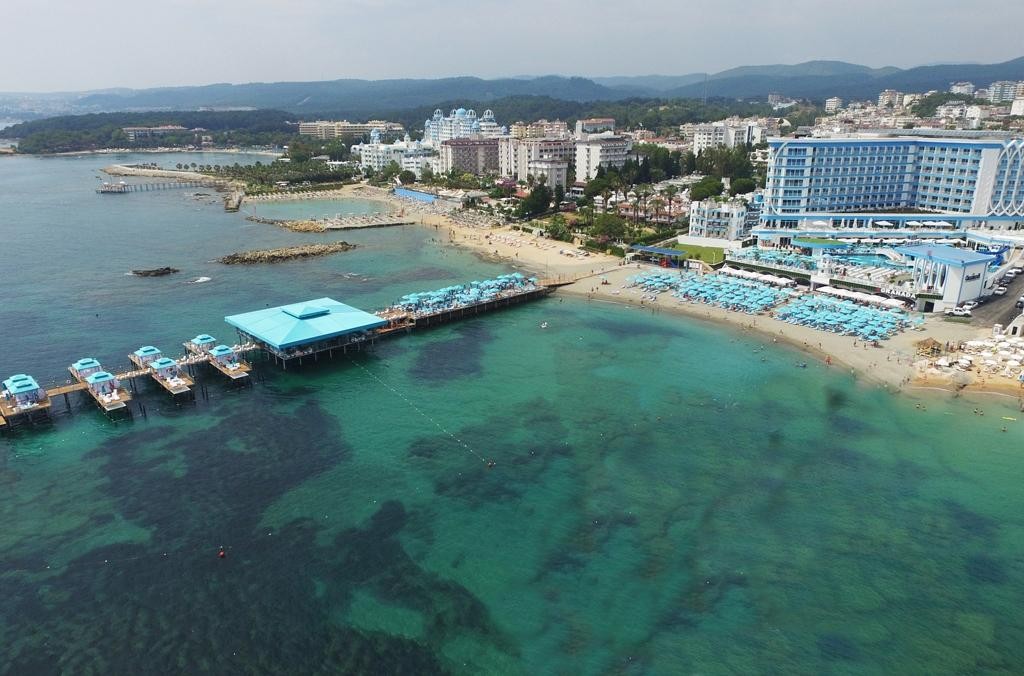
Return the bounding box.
[758,131,1024,241]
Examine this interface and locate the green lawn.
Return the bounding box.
[673,243,726,264]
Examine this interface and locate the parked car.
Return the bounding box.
[1011,266,1024,274]
[994,286,1009,295]
[1016,299,1024,309]
[945,307,972,317]
[960,301,979,310]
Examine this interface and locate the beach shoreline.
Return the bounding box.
[344,184,1021,401]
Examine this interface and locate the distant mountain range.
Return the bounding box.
[3,58,1023,119]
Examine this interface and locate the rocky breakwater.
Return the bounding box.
[131,266,179,277]
[217,242,356,265]
[244,215,325,232]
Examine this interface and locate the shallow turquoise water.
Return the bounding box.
[2,154,1024,674]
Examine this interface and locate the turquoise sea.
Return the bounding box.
[2,153,1024,674]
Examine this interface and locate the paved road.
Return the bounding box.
[971,270,1024,327]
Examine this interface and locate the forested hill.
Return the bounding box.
[3,97,804,154]
[4,110,293,154]
[71,76,629,114]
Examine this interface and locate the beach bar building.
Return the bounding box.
[893,244,995,312]
[1,374,51,425]
[627,245,689,269]
[225,297,387,367]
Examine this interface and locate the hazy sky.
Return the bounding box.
[3,0,1023,92]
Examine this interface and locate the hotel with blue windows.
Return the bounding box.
[756,131,1024,246]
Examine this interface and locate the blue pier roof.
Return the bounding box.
[3,374,41,395]
[72,358,101,371]
[209,345,234,357]
[191,334,216,346]
[85,371,116,385]
[134,346,162,358]
[150,357,178,370]
[224,297,387,350]
[629,245,687,258]
[894,244,995,267]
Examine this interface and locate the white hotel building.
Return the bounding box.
[351,132,435,178]
[755,131,1024,242]
[574,132,633,181]
[423,108,504,144]
[498,137,574,187]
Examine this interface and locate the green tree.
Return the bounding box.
[590,213,627,241]
[729,177,757,195]
[515,184,552,219]
[287,141,314,163]
[398,169,417,185]
[690,176,724,201]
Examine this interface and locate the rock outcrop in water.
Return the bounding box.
[217,242,356,264]
[245,215,326,232]
[131,267,180,277]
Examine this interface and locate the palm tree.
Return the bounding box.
[649,197,666,225]
[661,185,679,222]
[580,205,595,227]
[600,188,612,213]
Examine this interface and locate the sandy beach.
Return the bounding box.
[555,266,1024,402]
[342,184,1022,400]
[90,172,1024,400]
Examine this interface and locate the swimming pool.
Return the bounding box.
[830,253,908,269]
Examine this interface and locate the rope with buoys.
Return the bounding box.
[346,355,490,465]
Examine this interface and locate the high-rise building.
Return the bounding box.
[1011,99,1024,117]
[350,133,435,177]
[824,97,843,113]
[877,90,903,107]
[510,119,570,139]
[987,81,1022,103]
[437,138,500,176]
[689,197,757,240]
[424,108,504,144]
[575,118,615,138]
[949,82,976,96]
[498,137,575,184]
[574,132,632,181]
[298,120,404,140]
[691,120,766,155]
[759,132,1024,232]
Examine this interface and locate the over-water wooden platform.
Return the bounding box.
[4,283,554,431]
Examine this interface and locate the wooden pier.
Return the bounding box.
[183,342,253,381]
[128,353,193,396]
[67,367,133,412]
[0,396,52,427]
[404,287,554,329]
[3,284,553,431]
[97,180,221,194]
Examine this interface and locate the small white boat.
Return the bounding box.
[540,322,549,329]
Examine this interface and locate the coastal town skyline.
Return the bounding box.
[3,0,1024,91]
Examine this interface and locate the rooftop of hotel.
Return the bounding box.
[893,244,996,266]
[225,298,386,350]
